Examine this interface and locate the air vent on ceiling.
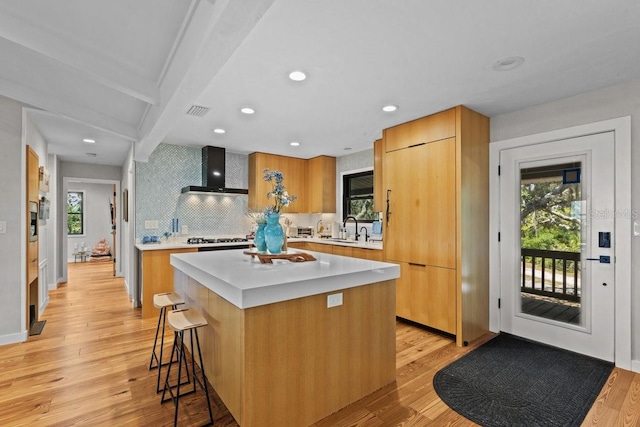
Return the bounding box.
[186,105,210,118]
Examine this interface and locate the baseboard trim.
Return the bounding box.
[49,282,58,291]
[631,359,640,373]
[0,330,28,346]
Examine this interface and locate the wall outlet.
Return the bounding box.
[144,220,159,229]
[181,225,188,235]
[327,293,343,308]
[0,220,6,234]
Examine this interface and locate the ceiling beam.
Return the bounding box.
[0,76,139,141]
[0,10,160,105]
[134,0,276,161]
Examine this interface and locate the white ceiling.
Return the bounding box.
[1,0,639,166]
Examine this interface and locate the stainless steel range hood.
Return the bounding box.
[181,146,248,195]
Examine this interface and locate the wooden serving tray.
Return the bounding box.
[243,250,316,264]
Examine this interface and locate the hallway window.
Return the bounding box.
[68,191,84,235]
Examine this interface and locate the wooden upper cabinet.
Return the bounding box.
[306,156,336,213]
[373,139,384,212]
[27,146,39,203]
[250,153,336,213]
[249,153,307,213]
[383,108,455,152]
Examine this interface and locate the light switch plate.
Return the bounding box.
[0,220,6,234]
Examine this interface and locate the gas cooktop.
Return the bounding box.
[186,237,249,244]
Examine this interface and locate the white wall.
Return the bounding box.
[46,154,60,290]
[121,145,137,304]
[490,78,640,365]
[67,182,114,261]
[0,95,27,343]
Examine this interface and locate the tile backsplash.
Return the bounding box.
[135,144,374,239]
[135,143,252,238]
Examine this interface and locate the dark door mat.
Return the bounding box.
[29,320,46,336]
[433,333,613,427]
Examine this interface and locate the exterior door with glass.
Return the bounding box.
[499,131,615,362]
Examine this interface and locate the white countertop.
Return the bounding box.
[135,240,250,251]
[170,249,398,309]
[136,236,382,251]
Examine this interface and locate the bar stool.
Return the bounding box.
[161,308,214,426]
[149,292,186,393]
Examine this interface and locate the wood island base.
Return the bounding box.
[174,270,396,427]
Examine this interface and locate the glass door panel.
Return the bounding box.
[519,161,583,326]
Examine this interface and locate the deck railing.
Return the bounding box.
[521,248,581,302]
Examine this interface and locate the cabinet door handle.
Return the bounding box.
[386,189,392,226]
[408,262,426,267]
[408,142,426,148]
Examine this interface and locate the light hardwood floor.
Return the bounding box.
[0,261,638,426]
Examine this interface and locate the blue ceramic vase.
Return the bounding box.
[264,213,284,254]
[254,223,267,252]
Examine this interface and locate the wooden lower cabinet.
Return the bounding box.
[331,245,352,257]
[352,247,384,261]
[288,241,383,261]
[176,272,396,427]
[294,241,332,253]
[308,242,331,253]
[287,241,307,250]
[395,262,456,335]
[140,248,197,319]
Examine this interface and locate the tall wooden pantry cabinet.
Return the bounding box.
[382,105,489,346]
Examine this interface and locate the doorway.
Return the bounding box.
[499,133,614,361]
[61,177,122,283]
[489,117,632,369]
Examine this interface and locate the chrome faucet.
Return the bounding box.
[343,216,359,240]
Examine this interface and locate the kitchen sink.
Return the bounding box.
[328,238,358,244]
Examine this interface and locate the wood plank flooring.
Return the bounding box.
[0,261,638,426]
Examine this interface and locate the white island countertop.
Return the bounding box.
[171,249,398,309]
[136,236,382,251]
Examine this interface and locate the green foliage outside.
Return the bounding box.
[521,180,581,270]
[68,192,83,235]
[520,180,582,251]
[350,198,377,221]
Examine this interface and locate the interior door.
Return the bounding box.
[499,132,615,361]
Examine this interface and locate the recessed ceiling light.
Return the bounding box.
[213,128,226,134]
[240,107,255,114]
[492,56,525,71]
[290,142,300,147]
[382,105,398,112]
[82,138,96,143]
[288,70,307,81]
[86,153,97,157]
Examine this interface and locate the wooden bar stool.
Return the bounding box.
[149,292,186,393]
[161,308,214,426]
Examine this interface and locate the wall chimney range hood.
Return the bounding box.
[181,146,248,195]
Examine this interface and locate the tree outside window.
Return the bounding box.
[68,191,84,235]
[343,171,377,222]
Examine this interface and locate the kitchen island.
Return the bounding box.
[171,249,399,427]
